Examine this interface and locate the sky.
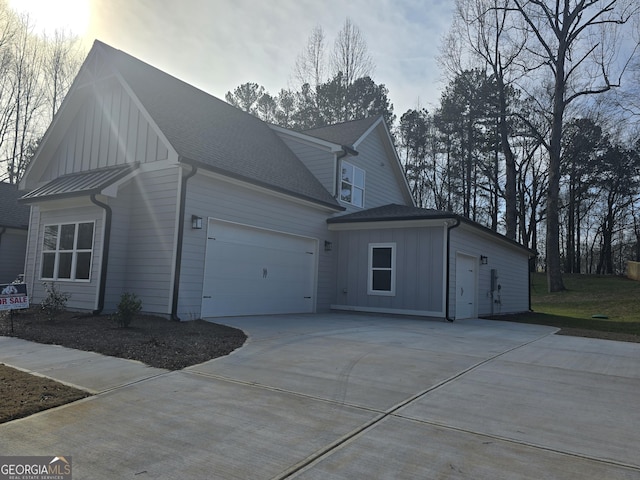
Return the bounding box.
[10,0,456,116]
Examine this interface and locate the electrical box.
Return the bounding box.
[490,269,498,291]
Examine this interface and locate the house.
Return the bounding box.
[0,182,30,283]
[18,40,533,321]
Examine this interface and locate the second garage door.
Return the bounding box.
[201,219,317,317]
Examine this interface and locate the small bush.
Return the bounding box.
[112,292,142,328]
[40,283,70,322]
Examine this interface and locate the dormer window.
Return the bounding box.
[340,161,365,207]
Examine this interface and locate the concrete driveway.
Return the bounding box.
[1,313,639,479]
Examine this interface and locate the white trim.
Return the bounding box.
[196,166,342,213]
[331,304,444,318]
[352,117,383,149]
[40,221,96,282]
[368,242,396,296]
[340,160,365,208]
[454,251,478,320]
[328,218,449,231]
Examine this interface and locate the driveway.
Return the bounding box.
[1,313,639,479]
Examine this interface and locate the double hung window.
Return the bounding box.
[368,243,396,296]
[340,161,365,207]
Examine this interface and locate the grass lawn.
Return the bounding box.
[491,273,640,339]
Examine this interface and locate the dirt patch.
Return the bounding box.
[1,308,247,370]
[0,364,90,423]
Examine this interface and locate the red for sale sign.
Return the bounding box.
[0,283,29,311]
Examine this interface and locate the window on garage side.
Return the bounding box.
[368,243,396,296]
[41,222,95,281]
[340,161,365,207]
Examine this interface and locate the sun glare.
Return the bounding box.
[8,0,90,37]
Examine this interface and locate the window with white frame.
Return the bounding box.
[368,243,396,296]
[340,161,365,207]
[41,222,95,281]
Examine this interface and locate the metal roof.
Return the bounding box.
[20,165,136,203]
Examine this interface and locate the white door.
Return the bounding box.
[455,253,476,319]
[201,220,316,317]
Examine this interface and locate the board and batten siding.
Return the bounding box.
[339,131,410,214]
[179,173,337,319]
[279,136,337,196]
[333,226,445,316]
[449,226,531,317]
[105,167,180,315]
[0,228,27,283]
[41,82,169,181]
[24,204,104,311]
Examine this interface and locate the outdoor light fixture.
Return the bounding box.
[480,255,488,265]
[191,215,203,229]
[324,240,333,252]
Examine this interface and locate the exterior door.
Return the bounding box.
[455,253,477,319]
[201,219,316,317]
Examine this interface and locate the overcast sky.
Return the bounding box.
[74,0,455,116]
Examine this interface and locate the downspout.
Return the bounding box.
[445,217,461,322]
[171,163,198,321]
[90,194,112,315]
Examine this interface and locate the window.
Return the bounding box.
[41,222,95,281]
[368,243,396,296]
[340,161,365,207]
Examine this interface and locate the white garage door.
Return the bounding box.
[201,219,317,317]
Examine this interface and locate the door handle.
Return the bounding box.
[460,287,464,296]
[203,295,212,299]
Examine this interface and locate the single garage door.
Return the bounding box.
[201,219,317,317]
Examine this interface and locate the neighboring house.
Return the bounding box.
[18,40,534,321]
[0,182,30,283]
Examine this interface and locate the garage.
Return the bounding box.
[201,219,317,317]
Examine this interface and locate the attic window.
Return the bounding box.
[340,161,365,208]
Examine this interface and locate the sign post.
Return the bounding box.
[0,283,29,334]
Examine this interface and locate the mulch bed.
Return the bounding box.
[1,308,247,370]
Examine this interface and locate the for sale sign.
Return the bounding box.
[0,283,29,311]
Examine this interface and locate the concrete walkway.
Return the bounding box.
[1,314,639,479]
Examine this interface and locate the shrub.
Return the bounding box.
[112,292,142,328]
[40,283,71,322]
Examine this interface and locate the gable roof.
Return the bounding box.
[303,116,382,147]
[0,182,30,229]
[100,42,341,210]
[328,204,535,255]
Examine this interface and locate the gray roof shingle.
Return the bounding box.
[303,116,381,147]
[95,42,341,210]
[0,183,30,229]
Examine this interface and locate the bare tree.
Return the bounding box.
[44,29,82,118]
[330,18,375,88]
[293,25,326,89]
[509,0,640,291]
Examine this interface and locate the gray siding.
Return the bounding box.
[338,131,409,214]
[333,226,445,315]
[0,228,27,283]
[179,173,338,319]
[449,226,531,317]
[116,167,179,314]
[25,204,104,311]
[279,136,336,195]
[41,82,169,181]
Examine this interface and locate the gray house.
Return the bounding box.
[19,41,533,320]
[0,182,30,283]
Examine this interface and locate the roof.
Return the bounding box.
[328,204,535,255]
[0,182,30,229]
[20,165,136,203]
[303,116,381,147]
[94,42,341,210]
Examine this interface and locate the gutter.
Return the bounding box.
[90,194,112,315]
[444,217,461,322]
[171,163,198,321]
